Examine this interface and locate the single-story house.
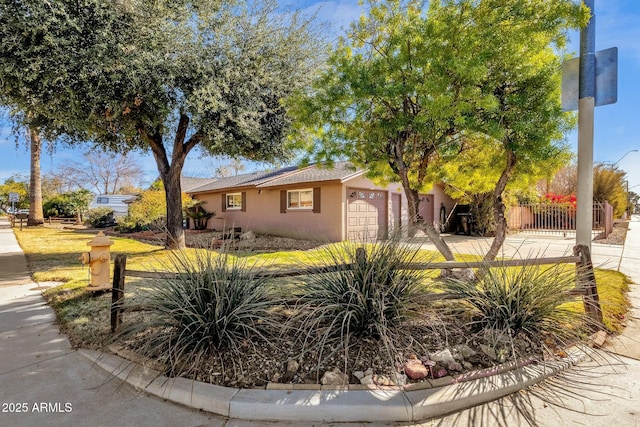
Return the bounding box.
[185,162,456,242]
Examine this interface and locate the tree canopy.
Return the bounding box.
[289,0,585,260]
[0,0,324,248]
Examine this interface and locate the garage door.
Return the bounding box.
[347,188,388,241]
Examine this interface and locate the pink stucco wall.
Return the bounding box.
[194,184,345,242]
[419,184,456,229]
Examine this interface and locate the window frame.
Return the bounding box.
[286,188,314,210]
[225,192,243,210]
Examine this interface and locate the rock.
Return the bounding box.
[241,231,256,241]
[430,349,456,366]
[360,374,374,385]
[364,368,374,377]
[391,373,407,386]
[591,330,607,348]
[321,368,349,386]
[447,362,463,372]
[440,268,476,280]
[431,364,448,379]
[404,359,428,380]
[480,344,497,361]
[454,344,477,359]
[374,375,393,386]
[286,360,299,373]
[271,372,281,383]
[353,370,365,380]
[463,361,473,370]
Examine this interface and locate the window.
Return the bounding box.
[96,197,109,204]
[287,189,313,209]
[225,193,243,210]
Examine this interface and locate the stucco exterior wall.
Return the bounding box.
[194,184,345,242]
[419,184,456,229]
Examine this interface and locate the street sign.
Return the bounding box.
[562,47,618,112]
[8,192,19,203]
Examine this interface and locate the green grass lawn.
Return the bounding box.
[12,225,631,348]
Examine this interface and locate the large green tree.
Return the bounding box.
[0,0,322,248]
[290,0,584,260]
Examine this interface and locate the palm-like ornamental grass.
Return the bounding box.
[291,238,432,367]
[443,261,589,353]
[116,248,277,376]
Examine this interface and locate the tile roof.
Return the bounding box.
[186,162,364,193]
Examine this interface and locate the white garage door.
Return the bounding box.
[347,188,388,241]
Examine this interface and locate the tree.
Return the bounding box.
[593,164,626,218]
[66,189,94,224]
[0,0,323,249]
[289,0,583,260]
[66,150,143,195]
[0,175,29,212]
[214,158,246,178]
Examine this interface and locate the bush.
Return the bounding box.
[289,238,433,369]
[84,208,115,228]
[442,261,589,359]
[116,248,278,377]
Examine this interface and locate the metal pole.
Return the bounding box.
[576,0,596,249]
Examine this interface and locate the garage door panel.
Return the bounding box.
[347,187,388,242]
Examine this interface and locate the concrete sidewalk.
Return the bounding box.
[1,215,639,426]
[0,217,218,427]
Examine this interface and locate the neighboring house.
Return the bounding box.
[89,194,137,217]
[185,162,456,242]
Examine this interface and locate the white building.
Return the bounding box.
[89,194,136,217]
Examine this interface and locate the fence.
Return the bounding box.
[508,201,613,238]
[109,245,603,334]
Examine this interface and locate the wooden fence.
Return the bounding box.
[109,245,603,334]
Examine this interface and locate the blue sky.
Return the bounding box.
[1,0,639,190]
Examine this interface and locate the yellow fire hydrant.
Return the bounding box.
[79,231,114,291]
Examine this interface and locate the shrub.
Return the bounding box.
[289,238,433,370]
[116,248,278,377]
[442,261,589,358]
[84,207,115,228]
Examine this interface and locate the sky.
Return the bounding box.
[1,0,639,191]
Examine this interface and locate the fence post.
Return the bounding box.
[573,244,604,329]
[111,254,127,333]
[355,247,366,266]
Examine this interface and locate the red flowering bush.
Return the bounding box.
[542,193,577,207]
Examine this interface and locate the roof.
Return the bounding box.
[186,162,365,194]
[181,176,217,193]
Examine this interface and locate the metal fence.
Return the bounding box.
[508,201,613,238]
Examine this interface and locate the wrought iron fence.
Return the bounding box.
[508,201,613,238]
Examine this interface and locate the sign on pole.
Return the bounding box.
[8,192,19,203]
[561,47,618,112]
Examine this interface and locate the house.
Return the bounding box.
[185,162,456,242]
[89,194,137,217]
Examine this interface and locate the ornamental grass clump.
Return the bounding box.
[290,238,434,371]
[443,261,590,359]
[116,248,278,377]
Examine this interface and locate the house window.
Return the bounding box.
[226,193,243,210]
[96,197,109,204]
[287,189,313,209]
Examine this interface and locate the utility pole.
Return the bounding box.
[576,0,596,249]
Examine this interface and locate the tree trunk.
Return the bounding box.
[27,126,44,226]
[398,170,456,261]
[142,115,199,250]
[162,169,186,249]
[484,150,517,261]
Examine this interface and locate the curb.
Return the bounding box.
[79,346,592,423]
